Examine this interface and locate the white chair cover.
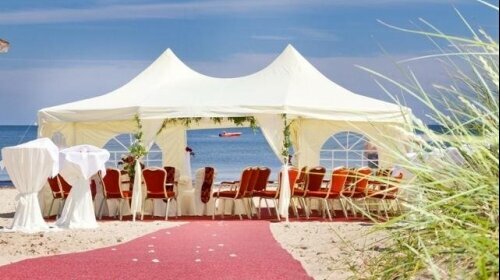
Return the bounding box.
[55,145,109,229]
[193,167,217,216]
[1,138,59,232]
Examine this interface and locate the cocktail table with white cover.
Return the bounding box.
[1,138,59,232]
[55,145,109,229]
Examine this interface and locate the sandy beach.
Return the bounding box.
[0,187,385,279]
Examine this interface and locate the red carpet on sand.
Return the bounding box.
[0,221,312,279]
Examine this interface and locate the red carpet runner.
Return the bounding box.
[0,221,311,279]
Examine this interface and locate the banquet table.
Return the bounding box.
[1,138,59,232]
[55,145,109,229]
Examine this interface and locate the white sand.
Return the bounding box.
[1,187,388,279]
[271,221,388,280]
[0,187,183,266]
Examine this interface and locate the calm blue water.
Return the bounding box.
[0,126,283,183]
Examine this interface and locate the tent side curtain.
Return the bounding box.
[290,119,409,169]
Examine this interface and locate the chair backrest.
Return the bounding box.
[254,166,271,191]
[90,179,97,199]
[164,166,176,192]
[236,167,254,196]
[58,175,72,193]
[329,167,349,194]
[143,168,167,195]
[387,172,403,194]
[305,166,326,192]
[101,168,122,198]
[200,167,215,203]
[296,166,308,188]
[277,167,299,196]
[47,176,62,197]
[245,167,260,194]
[354,167,372,193]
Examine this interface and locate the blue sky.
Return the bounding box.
[0,0,498,124]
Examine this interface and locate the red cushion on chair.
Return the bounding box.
[215,191,241,198]
[292,188,305,196]
[305,190,328,198]
[342,191,364,198]
[253,190,277,198]
[147,191,175,199]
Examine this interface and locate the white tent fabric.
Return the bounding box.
[38,45,411,220]
[55,145,109,229]
[1,138,59,232]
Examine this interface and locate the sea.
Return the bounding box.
[0,126,284,184]
[0,125,444,185]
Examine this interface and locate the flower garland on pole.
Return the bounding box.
[122,114,148,179]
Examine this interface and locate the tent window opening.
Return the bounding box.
[103,134,162,168]
[319,131,378,171]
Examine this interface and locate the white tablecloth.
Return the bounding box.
[1,138,59,232]
[55,145,109,229]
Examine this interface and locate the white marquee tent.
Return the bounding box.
[38,45,411,177]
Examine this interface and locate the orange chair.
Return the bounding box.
[142,167,177,220]
[97,168,132,220]
[341,167,372,217]
[253,167,299,220]
[46,175,72,218]
[248,167,271,217]
[367,171,404,218]
[212,167,253,220]
[300,166,326,219]
[304,167,350,220]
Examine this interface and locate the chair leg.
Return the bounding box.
[212,198,218,220]
[257,198,262,219]
[291,198,299,218]
[237,200,243,220]
[324,199,332,221]
[98,198,105,220]
[264,199,272,216]
[301,197,309,218]
[165,198,170,221]
[119,199,123,220]
[274,199,280,221]
[141,199,146,220]
[58,199,66,219]
[339,197,348,218]
[395,198,403,215]
[47,198,55,218]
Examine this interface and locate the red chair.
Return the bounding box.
[163,166,178,193]
[97,168,132,220]
[212,167,253,220]
[367,171,404,218]
[248,167,271,217]
[304,167,350,220]
[142,167,177,220]
[301,166,326,219]
[46,175,72,218]
[253,167,299,220]
[341,167,372,217]
[198,167,216,215]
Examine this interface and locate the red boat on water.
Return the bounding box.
[219,131,242,137]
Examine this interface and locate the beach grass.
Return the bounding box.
[354,3,499,279]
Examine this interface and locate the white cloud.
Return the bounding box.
[0,0,466,25]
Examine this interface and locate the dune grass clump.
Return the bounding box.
[357,3,499,279]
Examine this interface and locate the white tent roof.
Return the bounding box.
[39,45,408,123]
